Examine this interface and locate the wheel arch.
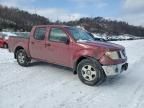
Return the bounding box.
[14,46,24,59]
[73,56,99,74]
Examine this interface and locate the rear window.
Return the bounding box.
[34,27,46,40]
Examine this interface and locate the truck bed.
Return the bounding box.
[8,36,29,53]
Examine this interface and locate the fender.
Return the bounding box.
[14,42,30,58]
[72,49,105,74]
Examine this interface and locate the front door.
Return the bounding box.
[45,27,71,67]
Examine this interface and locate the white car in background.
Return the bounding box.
[1,32,17,39]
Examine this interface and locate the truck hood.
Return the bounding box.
[78,40,124,51]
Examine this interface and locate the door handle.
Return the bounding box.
[46,43,51,47]
[31,42,35,44]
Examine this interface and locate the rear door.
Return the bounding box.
[29,27,47,60]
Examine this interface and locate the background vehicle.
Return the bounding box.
[8,25,128,86]
[0,32,17,48]
[87,32,107,42]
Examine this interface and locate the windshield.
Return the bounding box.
[68,27,95,41]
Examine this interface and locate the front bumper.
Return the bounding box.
[102,62,128,77]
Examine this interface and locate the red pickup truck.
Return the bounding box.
[8,25,128,86]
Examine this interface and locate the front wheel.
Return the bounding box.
[77,58,106,86]
[16,49,31,67]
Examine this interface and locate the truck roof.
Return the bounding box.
[33,25,69,28]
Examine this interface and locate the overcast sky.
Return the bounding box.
[0,0,144,26]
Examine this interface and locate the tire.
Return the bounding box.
[3,43,8,49]
[16,49,31,67]
[77,58,106,86]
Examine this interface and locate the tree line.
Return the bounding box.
[0,5,50,31]
[0,5,144,37]
[64,17,144,37]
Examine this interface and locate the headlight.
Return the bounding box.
[105,51,119,60]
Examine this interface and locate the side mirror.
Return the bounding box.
[65,38,70,44]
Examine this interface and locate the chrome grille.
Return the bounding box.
[118,49,126,59]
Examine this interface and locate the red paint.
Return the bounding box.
[0,37,7,48]
[8,25,127,68]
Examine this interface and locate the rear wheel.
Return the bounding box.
[77,58,106,86]
[16,49,31,67]
[3,43,8,48]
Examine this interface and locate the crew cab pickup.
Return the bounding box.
[8,25,128,86]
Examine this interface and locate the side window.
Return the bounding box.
[34,27,46,40]
[49,28,68,42]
